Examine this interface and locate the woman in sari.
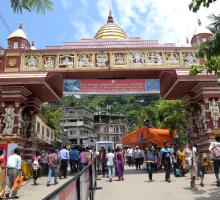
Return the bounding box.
[177,145,186,176]
[115,148,124,181]
[0,149,6,198]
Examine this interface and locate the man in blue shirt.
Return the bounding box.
[69,146,80,174]
[160,142,172,183]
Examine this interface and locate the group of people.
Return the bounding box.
[125,136,220,188]
[33,145,94,187]
[0,145,95,199]
[98,147,125,182]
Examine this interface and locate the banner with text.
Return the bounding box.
[63,79,160,95]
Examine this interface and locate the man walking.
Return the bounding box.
[209,136,220,186]
[47,149,58,186]
[160,142,172,183]
[127,147,133,166]
[133,146,141,170]
[59,146,69,178]
[69,146,79,174]
[106,148,115,182]
[6,148,22,198]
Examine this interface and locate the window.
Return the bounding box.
[13,41,18,49]
[42,126,45,138]
[68,119,77,123]
[47,128,50,137]
[104,126,109,133]
[36,122,40,133]
[80,130,84,136]
[70,130,76,135]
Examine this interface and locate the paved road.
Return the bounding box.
[18,175,73,200]
[95,167,220,200]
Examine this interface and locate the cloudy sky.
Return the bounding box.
[0,0,220,48]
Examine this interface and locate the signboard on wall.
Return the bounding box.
[63,79,160,95]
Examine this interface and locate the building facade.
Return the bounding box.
[94,110,127,143]
[35,114,55,146]
[61,107,96,146]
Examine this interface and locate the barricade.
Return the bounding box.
[42,158,97,200]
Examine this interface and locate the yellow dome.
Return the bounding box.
[95,11,127,39]
[7,23,28,40]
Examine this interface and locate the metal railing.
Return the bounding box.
[42,158,97,200]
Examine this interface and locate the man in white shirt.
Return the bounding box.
[127,147,133,167]
[59,146,69,178]
[133,146,141,170]
[209,136,220,187]
[6,148,22,198]
[106,148,115,182]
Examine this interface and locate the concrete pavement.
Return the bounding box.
[18,174,73,200]
[95,167,220,200]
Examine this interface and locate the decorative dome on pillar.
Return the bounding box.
[7,23,28,40]
[95,10,128,39]
[7,23,30,49]
[193,19,212,36]
[191,19,213,47]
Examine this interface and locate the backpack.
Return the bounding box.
[210,145,220,158]
[147,151,154,161]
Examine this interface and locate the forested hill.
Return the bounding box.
[41,94,187,143]
[63,94,160,131]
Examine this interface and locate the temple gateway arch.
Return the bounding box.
[0,11,219,159]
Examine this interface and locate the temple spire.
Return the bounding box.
[107,10,114,23]
[198,18,201,26]
[19,22,23,29]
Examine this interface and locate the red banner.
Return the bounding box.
[64,79,160,94]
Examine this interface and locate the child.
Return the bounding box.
[197,152,207,187]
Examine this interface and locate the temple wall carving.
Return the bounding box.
[10,50,198,72]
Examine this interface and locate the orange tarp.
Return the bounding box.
[122,126,174,148]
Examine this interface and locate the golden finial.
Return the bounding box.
[107,10,114,23]
[198,18,201,26]
[19,22,23,29]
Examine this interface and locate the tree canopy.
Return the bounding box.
[10,0,53,14]
[189,0,218,12]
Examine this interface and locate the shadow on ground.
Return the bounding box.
[195,187,220,200]
[124,168,165,176]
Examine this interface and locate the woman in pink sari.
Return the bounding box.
[115,148,124,181]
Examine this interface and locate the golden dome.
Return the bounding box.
[95,10,128,39]
[7,23,28,40]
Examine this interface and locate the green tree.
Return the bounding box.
[145,99,187,144]
[10,0,53,14]
[41,103,63,131]
[189,0,218,12]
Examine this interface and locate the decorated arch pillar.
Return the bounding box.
[0,72,62,160]
[183,84,220,152]
[0,85,43,160]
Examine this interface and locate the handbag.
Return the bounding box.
[12,175,24,191]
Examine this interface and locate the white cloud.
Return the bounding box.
[95,0,220,45]
[61,0,73,9]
